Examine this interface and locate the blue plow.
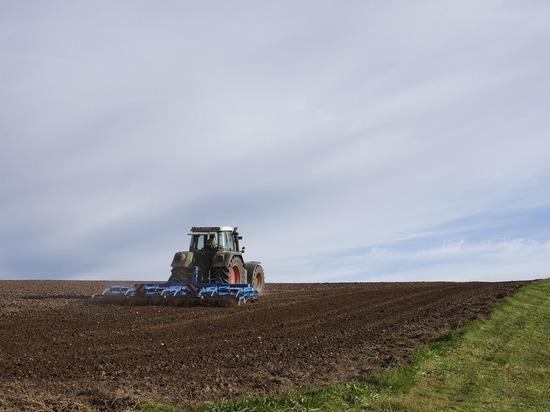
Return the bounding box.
[92,282,259,306]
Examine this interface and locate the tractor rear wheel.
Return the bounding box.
[246,263,265,294]
[215,257,245,284]
[229,257,245,284]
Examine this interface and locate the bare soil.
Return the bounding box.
[0,280,526,411]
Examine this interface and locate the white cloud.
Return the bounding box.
[274,239,550,283]
[1,1,550,281]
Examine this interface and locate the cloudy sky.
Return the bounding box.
[1,1,549,282]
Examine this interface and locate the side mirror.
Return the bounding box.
[238,236,243,240]
[241,246,245,253]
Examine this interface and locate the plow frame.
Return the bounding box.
[92,281,259,306]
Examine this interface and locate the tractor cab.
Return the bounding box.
[188,227,241,252]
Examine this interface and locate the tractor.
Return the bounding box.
[169,226,265,293]
[92,226,265,306]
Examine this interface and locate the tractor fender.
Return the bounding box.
[211,251,244,269]
[244,261,261,270]
[171,251,193,268]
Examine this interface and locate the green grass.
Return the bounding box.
[141,280,550,412]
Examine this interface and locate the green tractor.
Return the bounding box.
[169,226,265,293]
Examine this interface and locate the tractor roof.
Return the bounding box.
[189,226,236,234]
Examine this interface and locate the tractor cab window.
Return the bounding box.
[218,232,237,251]
[226,232,237,251]
[190,233,218,251]
[190,232,236,251]
[190,235,204,251]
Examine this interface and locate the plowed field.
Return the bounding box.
[0,280,526,411]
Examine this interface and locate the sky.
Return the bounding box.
[1,1,549,282]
